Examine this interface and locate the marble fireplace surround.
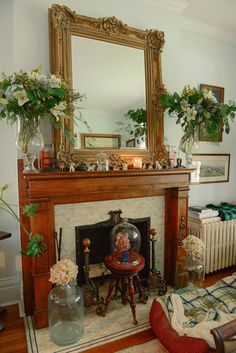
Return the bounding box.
[18,165,191,329]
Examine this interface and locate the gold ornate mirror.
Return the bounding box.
[49,4,165,163]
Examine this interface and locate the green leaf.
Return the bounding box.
[23,203,38,217]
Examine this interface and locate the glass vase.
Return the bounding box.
[175,254,204,289]
[186,254,204,288]
[48,282,84,346]
[179,131,198,168]
[16,115,44,173]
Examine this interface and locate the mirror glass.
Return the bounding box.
[72,36,147,150]
[49,4,165,162]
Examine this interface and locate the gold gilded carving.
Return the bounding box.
[51,4,79,36]
[152,143,169,167]
[146,29,165,55]
[94,16,127,35]
[57,148,85,171]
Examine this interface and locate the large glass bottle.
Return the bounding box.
[48,282,84,346]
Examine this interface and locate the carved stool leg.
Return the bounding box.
[133,275,147,304]
[114,278,121,299]
[96,275,116,317]
[121,277,128,304]
[127,276,137,325]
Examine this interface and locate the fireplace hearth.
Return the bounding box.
[75,210,150,285]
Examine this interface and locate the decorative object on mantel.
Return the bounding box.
[0,184,45,256]
[0,66,83,172]
[108,153,129,170]
[160,85,236,167]
[48,259,84,346]
[151,143,169,168]
[57,146,87,171]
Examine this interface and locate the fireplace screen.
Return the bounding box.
[75,211,150,285]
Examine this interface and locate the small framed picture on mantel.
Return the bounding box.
[199,84,224,142]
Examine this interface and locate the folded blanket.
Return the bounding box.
[206,202,236,220]
[163,273,236,348]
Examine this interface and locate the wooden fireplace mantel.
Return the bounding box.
[18,162,192,329]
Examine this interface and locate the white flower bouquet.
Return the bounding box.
[182,235,205,259]
[160,85,236,140]
[49,259,78,285]
[0,66,83,144]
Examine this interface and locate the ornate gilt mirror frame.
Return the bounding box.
[49,4,165,164]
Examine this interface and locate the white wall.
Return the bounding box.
[0,0,21,305]
[0,0,236,304]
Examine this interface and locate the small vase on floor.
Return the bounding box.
[48,282,84,346]
[16,115,44,173]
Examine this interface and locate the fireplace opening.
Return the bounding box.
[75,210,150,285]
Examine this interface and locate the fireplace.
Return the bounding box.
[18,164,191,328]
[75,211,151,285]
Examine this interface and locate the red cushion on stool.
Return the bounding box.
[149,299,216,353]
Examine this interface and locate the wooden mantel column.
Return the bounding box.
[18,162,192,329]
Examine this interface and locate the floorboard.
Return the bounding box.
[0,266,235,353]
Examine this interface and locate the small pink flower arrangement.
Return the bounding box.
[49,259,78,285]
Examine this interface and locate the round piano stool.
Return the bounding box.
[99,251,146,325]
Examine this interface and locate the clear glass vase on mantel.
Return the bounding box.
[48,281,84,346]
[16,115,44,173]
[179,130,199,167]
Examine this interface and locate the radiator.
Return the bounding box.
[188,219,236,274]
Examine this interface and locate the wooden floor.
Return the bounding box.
[0,267,235,353]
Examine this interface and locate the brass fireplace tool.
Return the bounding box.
[149,228,167,295]
[82,238,100,308]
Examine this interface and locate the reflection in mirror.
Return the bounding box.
[72,36,146,150]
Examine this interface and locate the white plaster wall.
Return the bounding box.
[0,0,236,304]
[0,0,22,305]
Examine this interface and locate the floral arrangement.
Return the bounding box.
[0,66,83,144]
[160,85,236,140]
[182,235,205,259]
[0,184,45,256]
[49,259,78,285]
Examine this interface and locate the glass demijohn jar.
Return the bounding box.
[48,282,84,346]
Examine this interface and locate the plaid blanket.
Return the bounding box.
[206,202,236,221]
[162,274,236,347]
[164,273,236,328]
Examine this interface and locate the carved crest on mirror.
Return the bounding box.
[49,4,166,164]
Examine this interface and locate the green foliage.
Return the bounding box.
[0,66,84,145]
[125,108,146,137]
[160,85,236,139]
[23,203,38,217]
[0,185,45,257]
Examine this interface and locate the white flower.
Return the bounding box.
[184,106,197,122]
[49,259,78,285]
[202,88,217,103]
[50,101,67,120]
[49,74,62,88]
[182,235,205,259]
[13,89,29,106]
[180,99,189,111]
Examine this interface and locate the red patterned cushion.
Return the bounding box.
[149,299,216,353]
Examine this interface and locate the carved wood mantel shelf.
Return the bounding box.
[18,163,192,329]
